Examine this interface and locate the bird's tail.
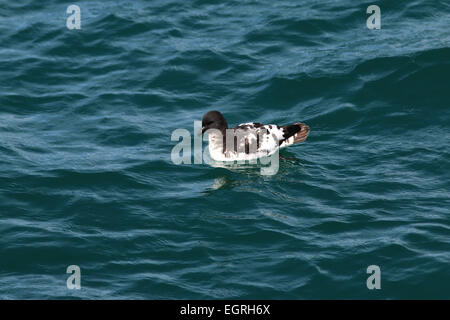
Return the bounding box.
[280,123,310,148]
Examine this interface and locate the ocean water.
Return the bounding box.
[0,0,449,299]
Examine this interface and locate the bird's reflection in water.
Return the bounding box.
[202,150,303,194]
[211,176,228,190]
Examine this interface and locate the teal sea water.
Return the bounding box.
[1,0,449,299]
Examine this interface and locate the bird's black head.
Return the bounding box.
[201,110,228,134]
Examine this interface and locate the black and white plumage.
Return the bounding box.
[201,111,309,162]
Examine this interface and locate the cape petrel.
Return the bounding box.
[201,110,309,161]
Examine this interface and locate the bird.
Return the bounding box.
[201,110,309,162]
